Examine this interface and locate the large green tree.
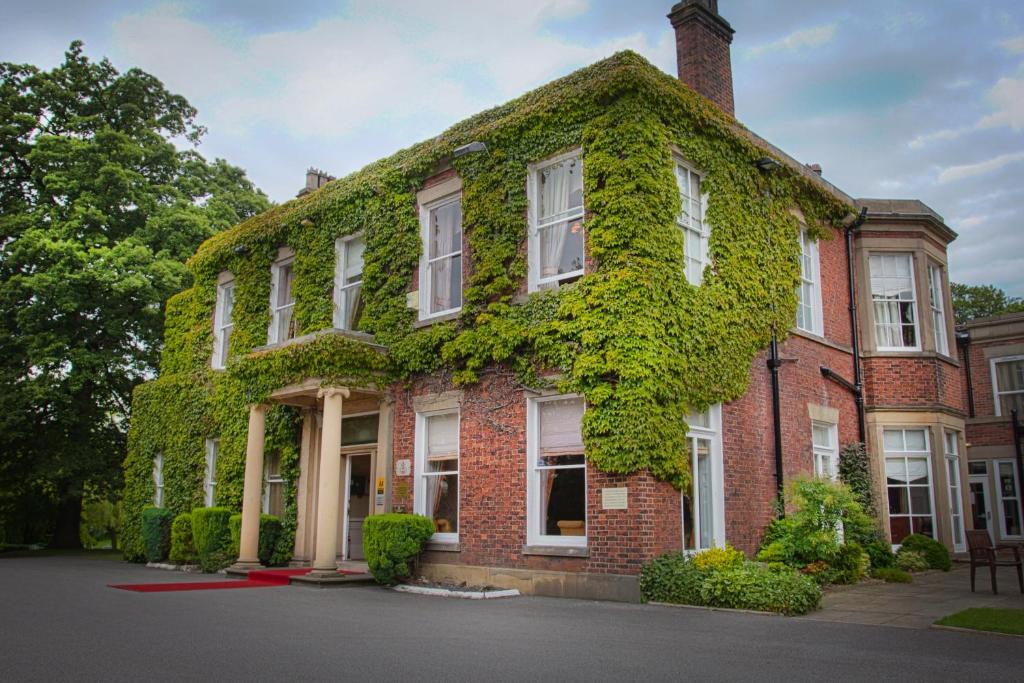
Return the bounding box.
[0,42,270,547]
[951,282,1024,325]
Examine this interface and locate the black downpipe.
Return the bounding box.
[958,331,976,418]
[1014,411,1024,518]
[769,335,785,503]
[845,208,868,443]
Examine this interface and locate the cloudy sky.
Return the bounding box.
[3,0,1022,294]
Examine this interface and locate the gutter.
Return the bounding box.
[768,335,785,503]
[845,208,868,443]
[956,330,975,418]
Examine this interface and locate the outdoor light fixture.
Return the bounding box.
[755,156,782,172]
[453,141,488,157]
[233,245,249,256]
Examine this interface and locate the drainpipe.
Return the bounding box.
[845,207,868,443]
[768,335,785,503]
[1013,410,1024,516]
[957,330,975,418]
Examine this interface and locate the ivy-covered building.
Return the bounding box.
[123,0,968,599]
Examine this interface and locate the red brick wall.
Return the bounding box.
[862,356,964,412]
[960,335,1018,449]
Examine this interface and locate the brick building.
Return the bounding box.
[126,1,972,600]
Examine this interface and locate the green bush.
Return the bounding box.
[896,548,930,573]
[839,442,877,518]
[191,507,233,573]
[863,539,896,569]
[363,514,436,584]
[699,563,822,616]
[692,545,745,572]
[169,513,196,565]
[871,567,912,583]
[141,507,173,563]
[639,553,705,605]
[899,534,951,571]
[229,514,242,558]
[258,515,283,566]
[831,542,869,584]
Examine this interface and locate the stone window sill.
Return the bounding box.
[413,310,461,329]
[522,544,589,558]
[425,541,461,553]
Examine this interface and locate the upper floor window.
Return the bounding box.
[334,235,365,330]
[674,160,709,285]
[869,253,919,350]
[204,439,218,507]
[415,410,460,540]
[527,395,586,546]
[263,451,284,517]
[992,356,1024,417]
[529,151,584,291]
[927,263,949,356]
[211,276,234,370]
[419,194,462,318]
[268,253,296,344]
[682,405,724,552]
[812,421,838,480]
[796,229,823,335]
[153,452,164,507]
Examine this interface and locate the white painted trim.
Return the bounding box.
[418,193,463,321]
[672,156,710,286]
[211,276,234,370]
[333,233,364,330]
[990,355,1024,418]
[414,407,460,544]
[870,253,922,352]
[994,458,1024,540]
[267,253,296,344]
[811,420,839,481]
[527,149,585,293]
[204,438,219,507]
[680,404,725,552]
[796,230,824,336]
[882,427,937,546]
[526,393,587,548]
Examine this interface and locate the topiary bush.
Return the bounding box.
[363,513,436,584]
[169,513,196,565]
[141,507,174,563]
[896,548,930,573]
[191,507,233,573]
[871,567,912,583]
[898,534,951,571]
[639,553,705,605]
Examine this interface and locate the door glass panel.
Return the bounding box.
[970,482,989,531]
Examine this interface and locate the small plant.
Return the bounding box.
[831,542,869,584]
[863,539,896,569]
[699,563,822,616]
[898,534,951,571]
[141,507,174,563]
[896,548,930,573]
[191,507,234,573]
[169,513,196,565]
[871,567,912,583]
[363,514,436,584]
[691,545,744,572]
[639,553,705,605]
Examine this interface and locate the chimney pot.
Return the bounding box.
[807,163,823,176]
[668,0,736,117]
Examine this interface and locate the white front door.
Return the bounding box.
[340,453,371,561]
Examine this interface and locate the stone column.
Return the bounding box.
[311,386,349,576]
[234,403,267,570]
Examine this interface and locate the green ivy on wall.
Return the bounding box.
[121,51,850,560]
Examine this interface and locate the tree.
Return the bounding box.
[0,43,270,547]
[950,282,1024,325]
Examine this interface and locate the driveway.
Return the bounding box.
[1,554,1022,682]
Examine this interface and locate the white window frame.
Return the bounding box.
[681,404,725,553]
[263,451,285,515]
[528,149,585,292]
[943,430,966,553]
[883,427,936,546]
[267,253,296,344]
[211,275,235,370]
[796,229,824,335]
[673,158,710,286]
[204,439,218,507]
[994,458,1024,540]
[927,263,949,356]
[812,421,839,481]
[153,452,164,507]
[526,394,588,548]
[869,253,921,351]
[418,193,463,320]
[990,355,1024,417]
[333,233,365,330]
[413,408,460,544]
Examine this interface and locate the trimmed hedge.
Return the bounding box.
[872,567,912,583]
[141,507,174,563]
[228,513,284,566]
[169,513,196,565]
[899,534,951,571]
[363,513,436,584]
[191,507,233,573]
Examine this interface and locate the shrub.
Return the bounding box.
[169,513,196,565]
[831,542,869,584]
[699,563,822,616]
[258,515,283,566]
[639,553,705,605]
[896,548,930,573]
[191,507,233,573]
[899,534,951,571]
[872,567,912,583]
[691,545,745,572]
[141,507,173,563]
[229,514,242,557]
[839,442,877,518]
[863,539,896,569]
[363,514,436,584]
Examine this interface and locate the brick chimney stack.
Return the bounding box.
[668,0,735,117]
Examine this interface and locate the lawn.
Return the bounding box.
[935,608,1024,636]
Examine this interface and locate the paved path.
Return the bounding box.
[1,554,1022,682]
[800,564,1024,629]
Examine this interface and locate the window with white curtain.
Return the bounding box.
[927,263,949,355]
[991,356,1024,417]
[944,431,965,552]
[419,195,462,318]
[870,253,919,350]
[153,452,164,507]
[415,410,459,540]
[884,428,934,544]
[812,422,838,480]
[527,395,586,546]
[268,255,296,343]
[212,276,234,369]
[674,160,709,285]
[204,439,218,507]
[682,405,724,552]
[334,234,365,330]
[796,230,823,335]
[263,451,284,517]
[528,151,585,291]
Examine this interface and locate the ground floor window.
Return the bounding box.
[944,431,965,552]
[683,405,723,552]
[812,421,838,480]
[263,451,284,517]
[415,410,459,540]
[884,428,935,544]
[995,459,1023,538]
[204,439,219,507]
[528,395,586,546]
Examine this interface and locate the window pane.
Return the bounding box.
[423,473,458,533]
[429,201,461,260]
[904,429,927,451]
[686,409,711,430]
[995,360,1024,393]
[911,516,934,538]
[1001,393,1024,417]
[265,451,281,477]
[968,461,988,475]
[429,254,462,313]
[538,221,584,278]
[998,462,1018,499]
[883,429,904,452]
[341,283,363,329]
[696,447,713,549]
[889,516,911,544]
[267,482,284,517]
[342,414,379,446]
[540,157,583,222]
[537,453,585,468]
[345,237,365,280]
[812,424,832,448]
[909,486,931,514]
[540,467,585,537]
[539,398,584,455]
[426,413,458,459]
[427,458,458,473]
[277,263,294,306]
[885,457,907,483]
[888,486,909,514]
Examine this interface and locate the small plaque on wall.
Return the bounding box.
[394,482,409,500]
[396,459,411,476]
[602,487,628,510]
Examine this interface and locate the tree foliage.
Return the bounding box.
[0,42,269,547]
[951,282,1024,325]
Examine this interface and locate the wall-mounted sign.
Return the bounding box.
[376,477,386,495]
[396,459,411,476]
[602,487,628,510]
[394,482,409,500]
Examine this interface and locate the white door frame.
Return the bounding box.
[340,449,374,561]
[969,473,994,543]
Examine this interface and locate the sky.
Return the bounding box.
[2,0,1023,295]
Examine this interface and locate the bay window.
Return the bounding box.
[869,253,919,350]
[682,405,724,552]
[991,356,1024,417]
[415,410,459,540]
[419,195,462,318]
[212,275,234,369]
[884,427,934,544]
[204,439,218,507]
[334,234,365,330]
[674,160,709,285]
[796,230,823,335]
[927,263,949,355]
[268,254,296,344]
[528,151,584,291]
[527,395,586,546]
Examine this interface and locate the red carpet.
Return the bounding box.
[110,568,364,592]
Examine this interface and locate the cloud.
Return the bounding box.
[909,74,1024,147]
[938,151,1024,183]
[1000,34,1024,54]
[747,23,837,57]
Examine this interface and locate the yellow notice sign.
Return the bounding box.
[376,477,385,495]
